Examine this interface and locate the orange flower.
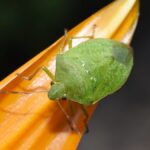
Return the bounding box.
[0,0,139,150]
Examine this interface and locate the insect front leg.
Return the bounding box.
[16,66,55,81]
[0,66,54,94]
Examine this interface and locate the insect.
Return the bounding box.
[48,38,133,104]
[0,27,133,133]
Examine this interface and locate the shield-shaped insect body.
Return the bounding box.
[48,38,133,105]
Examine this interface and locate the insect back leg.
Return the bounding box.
[67,100,75,116]
[80,104,89,133]
[68,24,96,49]
[64,99,89,133]
[59,29,68,53]
[56,100,80,134]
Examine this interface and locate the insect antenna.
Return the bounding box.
[0,89,50,117]
[0,90,48,95]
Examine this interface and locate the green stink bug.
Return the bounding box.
[48,38,133,105]
[42,35,133,132]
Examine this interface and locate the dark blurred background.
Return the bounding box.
[0,0,149,150]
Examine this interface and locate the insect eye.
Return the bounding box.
[50,81,55,86]
[61,96,67,100]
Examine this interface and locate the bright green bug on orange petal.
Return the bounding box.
[48,38,133,105]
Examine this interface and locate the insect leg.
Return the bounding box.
[42,66,55,81]
[68,24,96,49]
[0,67,54,94]
[80,104,89,133]
[56,100,80,134]
[68,36,93,49]
[16,66,55,81]
[59,29,68,53]
[67,100,75,116]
